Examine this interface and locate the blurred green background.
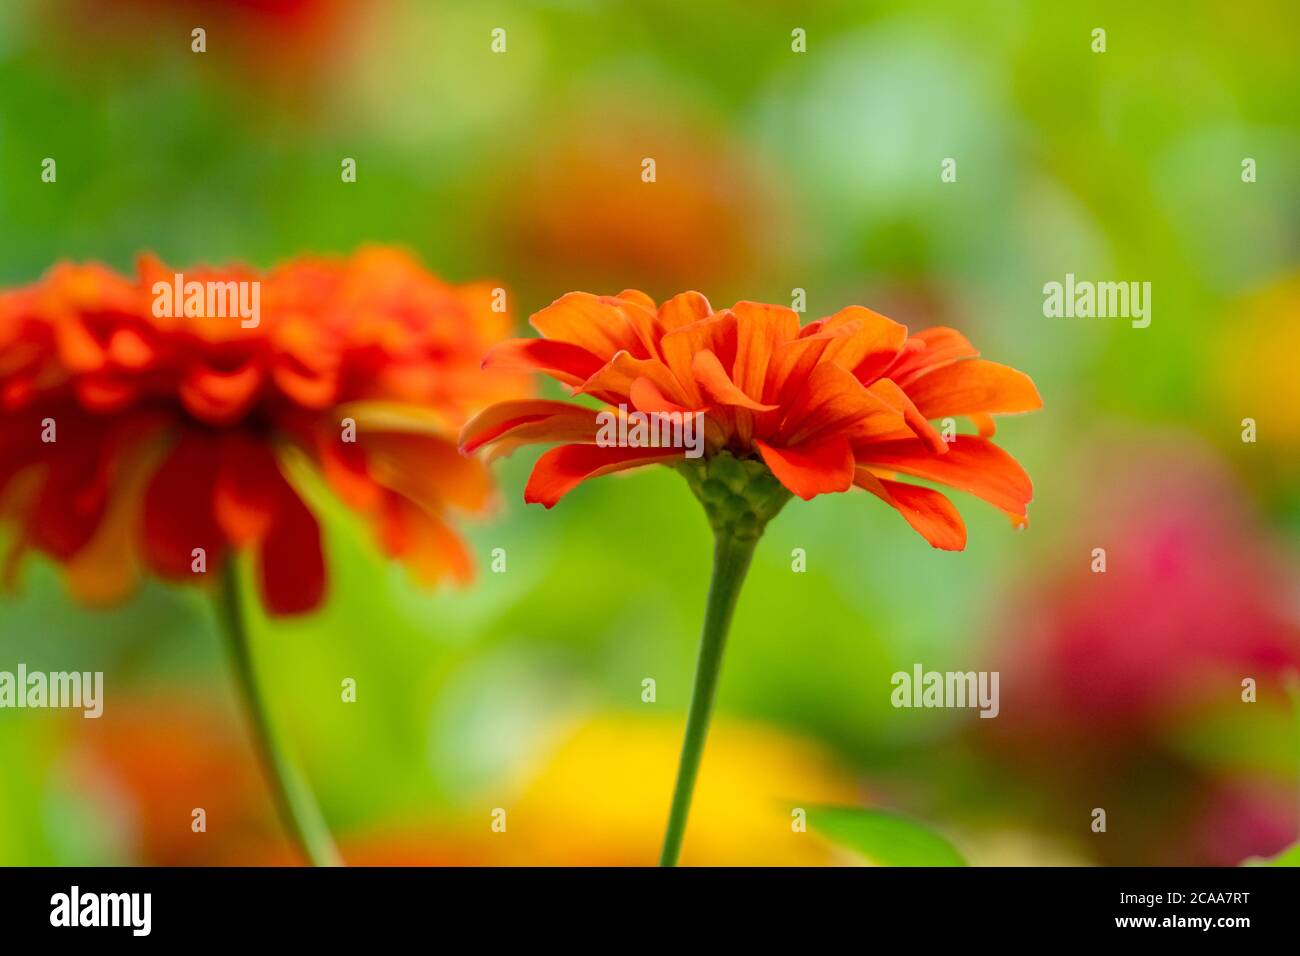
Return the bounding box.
[1,0,1297,865]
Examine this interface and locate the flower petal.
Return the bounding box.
[529,292,654,361]
[257,471,326,615]
[660,311,737,406]
[657,291,713,331]
[868,378,949,454]
[142,431,227,579]
[817,306,909,381]
[693,349,777,412]
[179,361,263,426]
[779,361,904,446]
[854,469,966,550]
[904,358,1042,420]
[459,399,601,455]
[214,433,281,546]
[375,492,473,587]
[365,431,494,514]
[854,435,1033,522]
[577,351,691,407]
[629,376,691,415]
[524,444,679,508]
[755,435,855,500]
[732,301,799,392]
[886,326,979,385]
[481,337,605,386]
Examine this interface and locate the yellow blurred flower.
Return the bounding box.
[1218,274,1300,455]
[506,715,860,866]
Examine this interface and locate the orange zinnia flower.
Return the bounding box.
[0,248,523,615]
[461,289,1040,867]
[1,247,526,867]
[461,290,1040,549]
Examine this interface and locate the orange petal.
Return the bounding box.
[868,378,949,454]
[660,311,737,406]
[577,351,691,407]
[615,289,657,313]
[854,435,1032,522]
[767,325,845,401]
[482,337,605,387]
[730,302,800,434]
[886,326,979,384]
[273,360,339,409]
[364,431,494,514]
[523,444,679,508]
[316,431,384,512]
[54,317,108,372]
[755,435,855,500]
[375,492,473,587]
[629,376,691,415]
[779,361,904,446]
[817,306,909,381]
[657,291,713,331]
[529,292,653,361]
[179,362,263,426]
[968,412,996,438]
[854,469,966,550]
[107,327,155,369]
[692,349,777,412]
[905,358,1042,419]
[459,400,601,455]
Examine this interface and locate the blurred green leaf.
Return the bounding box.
[810,806,966,867]
[1243,842,1300,867]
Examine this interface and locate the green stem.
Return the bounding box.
[659,529,759,867]
[214,562,342,867]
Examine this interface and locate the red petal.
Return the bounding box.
[257,470,325,615]
[142,431,226,579]
[214,433,280,546]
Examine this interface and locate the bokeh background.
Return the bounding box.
[1,0,1298,865]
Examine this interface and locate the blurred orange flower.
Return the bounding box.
[462,291,1039,549]
[0,248,525,614]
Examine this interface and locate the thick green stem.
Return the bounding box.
[659,530,759,867]
[214,563,342,867]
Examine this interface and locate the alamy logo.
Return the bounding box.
[1042,273,1151,328]
[0,665,102,718]
[595,404,704,458]
[152,272,261,328]
[50,886,151,936]
[891,664,1000,718]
